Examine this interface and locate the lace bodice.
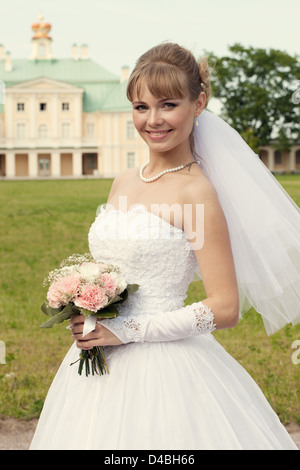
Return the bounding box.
[88,205,198,318]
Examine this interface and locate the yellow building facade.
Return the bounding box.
[0,16,299,178]
[0,15,147,178]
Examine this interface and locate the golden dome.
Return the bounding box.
[32,14,52,40]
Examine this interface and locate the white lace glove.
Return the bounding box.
[100,301,216,344]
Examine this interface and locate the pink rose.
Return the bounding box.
[74,283,108,312]
[47,274,81,308]
[100,273,118,299]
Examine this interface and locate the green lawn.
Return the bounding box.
[0,176,299,423]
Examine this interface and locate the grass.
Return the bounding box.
[0,176,299,423]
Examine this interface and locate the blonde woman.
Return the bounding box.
[31,43,299,450]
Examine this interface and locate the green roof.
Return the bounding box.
[101,80,132,112]
[0,58,132,112]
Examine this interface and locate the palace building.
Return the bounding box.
[259,146,300,174]
[0,15,299,178]
[0,15,147,178]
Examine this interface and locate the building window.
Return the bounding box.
[17,103,25,111]
[16,123,26,139]
[274,150,282,165]
[296,150,300,166]
[39,157,50,171]
[126,121,135,139]
[87,154,97,169]
[62,102,69,111]
[61,123,71,139]
[40,102,47,111]
[86,123,95,137]
[127,152,135,169]
[38,125,48,139]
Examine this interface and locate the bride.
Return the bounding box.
[30,43,299,450]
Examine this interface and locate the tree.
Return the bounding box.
[207,44,300,149]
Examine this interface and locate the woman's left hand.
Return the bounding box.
[69,315,123,349]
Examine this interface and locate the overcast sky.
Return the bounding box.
[1,0,299,77]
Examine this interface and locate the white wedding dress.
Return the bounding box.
[30,206,298,450]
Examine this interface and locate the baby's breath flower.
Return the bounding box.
[60,253,93,268]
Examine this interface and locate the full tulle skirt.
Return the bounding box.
[30,334,297,450]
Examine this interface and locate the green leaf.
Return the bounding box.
[78,308,95,318]
[105,293,124,306]
[96,305,119,318]
[127,283,139,293]
[63,303,81,316]
[102,284,139,309]
[40,303,80,328]
[117,289,128,304]
[40,302,63,317]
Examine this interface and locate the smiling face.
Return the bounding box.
[132,84,205,158]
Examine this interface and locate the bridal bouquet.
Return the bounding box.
[40,253,138,377]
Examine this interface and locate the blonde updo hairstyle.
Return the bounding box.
[126,42,210,154]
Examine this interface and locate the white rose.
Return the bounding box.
[77,262,102,283]
[109,271,127,294]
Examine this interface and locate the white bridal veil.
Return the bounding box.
[194,110,300,335]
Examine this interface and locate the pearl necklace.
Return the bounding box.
[139,161,197,183]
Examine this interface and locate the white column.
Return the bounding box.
[29,95,36,140]
[97,149,102,176]
[6,151,15,177]
[101,147,109,177]
[52,95,58,142]
[4,94,13,139]
[73,150,82,176]
[113,115,120,175]
[28,151,38,177]
[289,147,296,173]
[74,95,82,141]
[51,151,60,177]
[268,148,275,172]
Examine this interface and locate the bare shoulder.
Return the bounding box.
[181,166,219,206]
[112,167,138,186]
[108,167,138,196]
[180,165,227,235]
